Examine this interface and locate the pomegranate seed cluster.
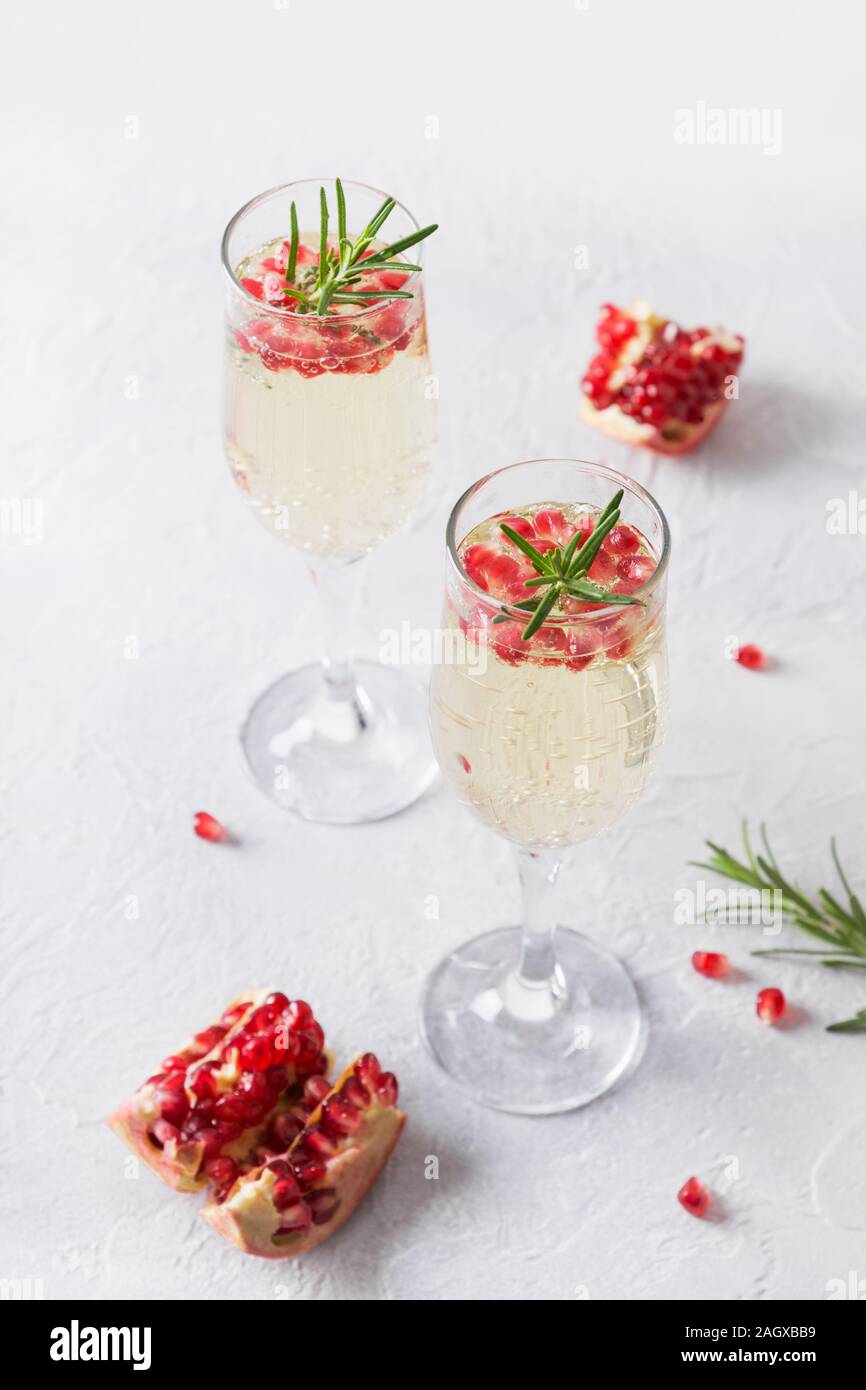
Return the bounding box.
[582,303,744,429]
[457,504,656,669]
[233,238,421,378]
[146,993,326,1173]
[258,1054,399,1237]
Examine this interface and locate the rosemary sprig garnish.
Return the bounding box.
[493,489,645,640]
[692,822,866,1032]
[281,178,437,316]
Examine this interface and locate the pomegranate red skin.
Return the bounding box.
[204,1056,405,1259]
[581,393,731,457]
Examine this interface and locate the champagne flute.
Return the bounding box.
[222,179,438,823]
[422,459,670,1112]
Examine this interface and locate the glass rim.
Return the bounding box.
[445,457,671,624]
[220,177,424,322]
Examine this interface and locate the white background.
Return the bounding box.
[3,0,866,1300]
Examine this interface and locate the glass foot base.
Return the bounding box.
[240,660,438,824]
[419,927,645,1114]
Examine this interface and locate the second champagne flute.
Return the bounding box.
[222,179,438,823]
[423,459,670,1113]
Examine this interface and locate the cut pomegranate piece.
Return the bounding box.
[580,301,744,456]
[193,811,229,843]
[756,987,785,1024]
[691,951,730,979]
[107,991,328,1192]
[677,1176,710,1218]
[203,1054,405,1258]
[734,644,767,671]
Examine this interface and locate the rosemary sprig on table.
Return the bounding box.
[281,177,437,316]
[495,489,644,640]
[692,822,866,1032]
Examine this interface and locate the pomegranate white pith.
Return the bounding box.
[580,301,744,456]
[203,1054,404,1258]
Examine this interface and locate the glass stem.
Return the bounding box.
[308,559,369,724]
[502,848,566,1021]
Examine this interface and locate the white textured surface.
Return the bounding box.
[3,0,866,1301]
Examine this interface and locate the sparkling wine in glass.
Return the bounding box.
[222,179,438,822]
[422,459,670,1113]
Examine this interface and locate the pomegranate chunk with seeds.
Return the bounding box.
[107,990,328,1192]
[580,300,744,456]
[691,951,730,979]
[677,1176,710,1218]
[756,987,785,1024]
[109,995,406,1259]
[204,1054,405,1259]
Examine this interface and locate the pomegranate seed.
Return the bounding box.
[605,524,640,556]
[221,1002,248,1028]
[158,1094,189,1127]
[205,1156,238,1189]
[307,1188,340,1226]
[303,1125,339,1157]
[194,1025,226,1052]
[734,644,767,671]
[267,1111,303,1149]
[160,1054,188,1073]
[691,951,730,979]
[342,1076,371,1109]
[677,1176,710,1218]
[757,987,785,1024]
[151,1119,180,1148]
[564,627,600,672]
[303,1075,332,1107]
[458,754,471,775]
[273,1176,302,1210]
[285,1000,313,1029]
[533,508,571,544]
[463,542,496,590]
[616,554,655,588]
[193,812,228,843]
[266,1157,292,1177]
[275,1204,313,1235]
[293,1156,326,1190]
[321,1097,360,1136]
[187,1064,219,1101]
[374,1072,399,1106]
[263,992,289,1012]
[356,1053,381,1088]
[240,1036,273,1072]
[500,515,535,545]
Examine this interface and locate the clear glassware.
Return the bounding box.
[222,179,438,822]
[421,459,670,1113]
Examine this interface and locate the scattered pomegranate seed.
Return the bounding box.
[691,951,730,979]
[757,987,785,1024]
[677,1176,710,1218]
[458,754,471,775]
[193,811,229,843]
[734,644,768,671]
